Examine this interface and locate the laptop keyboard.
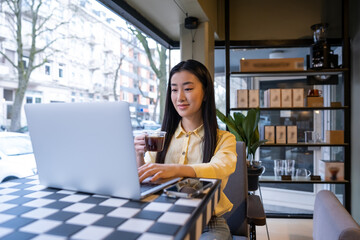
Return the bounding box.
[140,182,160,193]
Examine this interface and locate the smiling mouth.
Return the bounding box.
[177,104,189,109]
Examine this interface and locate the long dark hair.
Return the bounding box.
[155,59,218,164]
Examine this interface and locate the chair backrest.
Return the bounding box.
[313,190,360,240]
[223,141,248,236]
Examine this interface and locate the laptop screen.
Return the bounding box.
[25,101,143,199]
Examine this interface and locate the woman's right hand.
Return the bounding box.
[134,134,146,167]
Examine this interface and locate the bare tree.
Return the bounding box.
[113,55,125,101]
[0,0,73,131]
[129,26,167,123]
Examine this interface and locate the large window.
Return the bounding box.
[0,0,169,132]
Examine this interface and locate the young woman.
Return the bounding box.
[134,59,236,239]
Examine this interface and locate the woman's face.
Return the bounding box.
[170,71,205,121]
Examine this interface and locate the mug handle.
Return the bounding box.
[261,166,266,175]
[306,170,312,177]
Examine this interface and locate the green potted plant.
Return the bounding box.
[216,108,267,164]
[216,108,267,190]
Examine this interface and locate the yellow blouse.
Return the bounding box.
[145,122,237,216]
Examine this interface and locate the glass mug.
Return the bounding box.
[273,159,285,177]
[252,161,266,175]
[144,131,166,152]
[305,131,322,143]
[285,160,295,177]
[295,168,311,179]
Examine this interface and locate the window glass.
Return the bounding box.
[0,0,168,133]
[6,105,12,119]
[4,89,13,101]
[58,64,64,78]
[45,65,51,75]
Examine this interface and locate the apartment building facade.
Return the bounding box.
[0,0,160,130]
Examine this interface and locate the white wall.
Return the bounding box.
[180,21,215,79]
[350,0,360,223]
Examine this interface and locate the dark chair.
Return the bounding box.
[223,141,266,240]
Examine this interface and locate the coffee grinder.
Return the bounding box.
[309,23,338,69]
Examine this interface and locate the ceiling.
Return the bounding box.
[125,0,208,40]
[99,0,209,48]
[98,0,326,72]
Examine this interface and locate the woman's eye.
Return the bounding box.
[185,88,193,91]
[171,89,177,92]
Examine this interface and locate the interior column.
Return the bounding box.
[179,21,215,79]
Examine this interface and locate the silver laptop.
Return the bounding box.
[25,101,179,200]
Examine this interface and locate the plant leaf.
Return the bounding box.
[216,109,244,141]
[233,112,246,140]
[242,109,256,145]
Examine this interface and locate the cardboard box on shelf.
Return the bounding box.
[319,160,344,181]
[326,130,344,144]
[287,126,297,144]
[240,58,304,72]
[264,126,275,144]
[307,97,324,107]
[330,102,342,107]
[237,89,248,108]
[276,126,287,144]
[292,88,304,107]
[264,89,281,108]
[249,89,259,108]
[281,89,292,108]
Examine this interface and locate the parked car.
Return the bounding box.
[0,132,37,182]
[140,120,161,130]
[16,126,29,135]
[131,118,142,130]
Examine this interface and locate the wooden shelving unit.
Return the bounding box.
[224,0,351,215]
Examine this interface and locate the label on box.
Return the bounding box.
[292,88,304,107]
[264,126,275,144]
[281,89,292,108]
[237,90,248,108]
[276,126,286,144]
[240,58,304,72]
[249,89,259,108]
[287,126,297,144]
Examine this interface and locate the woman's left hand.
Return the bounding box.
[138,163,179,182]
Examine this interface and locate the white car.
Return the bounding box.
[0,132,37,182]
[140,120,161,130]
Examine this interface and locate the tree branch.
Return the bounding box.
[3,0,16,13]
[113,54,125,101]
[31,57,48,70]
[128,26,161,78]
[0,51,17,68]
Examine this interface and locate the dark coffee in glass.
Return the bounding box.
[144,131,166,152]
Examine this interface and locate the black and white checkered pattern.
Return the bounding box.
[0,176,220,240]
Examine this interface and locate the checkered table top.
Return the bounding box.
[0,176,220,240]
